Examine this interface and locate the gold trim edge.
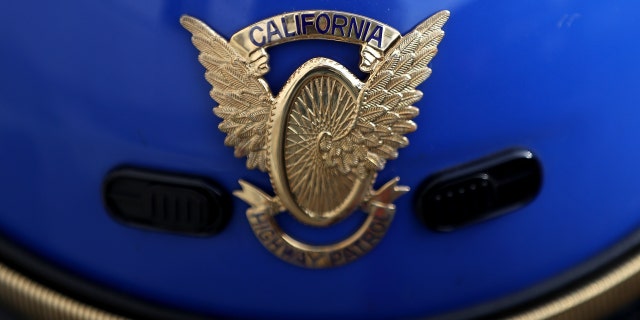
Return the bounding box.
[506,247,640,320]
[0,227,637,319]
[0,262,123,320]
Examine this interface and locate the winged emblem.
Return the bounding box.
[180,16,274,172]
[181,10,449,267]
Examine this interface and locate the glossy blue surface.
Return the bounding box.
[1,0,640,318]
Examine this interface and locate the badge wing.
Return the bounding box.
[181,16,274,172]
[322,11,450,177]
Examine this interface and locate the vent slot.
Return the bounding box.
[103,168,232,236]
[414,149,542,231]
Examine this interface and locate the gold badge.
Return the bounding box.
[181,10,449,268]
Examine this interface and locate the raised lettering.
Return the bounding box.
[248,25,265,47]
[346,243,364,255]
[281,246,296,262]
[347,17,365,40]
[354,239,372,251]
[366,25,384,48]
[270,237,286,253]
[306,252,330,268]
[331,14,348,36]
[266,20,283,43]
[281,17,296,37]
[365,229,382,245]
[371,221,387,234]
[301,13,315,34]
[333,251,346,266]
[295,14,302,35]
[248,212,268,225]
[316,13,330,34]
[256,229,275,242]
[344,247,359,261]
[361,21,371,41]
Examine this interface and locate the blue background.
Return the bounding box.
[1,0,640,318]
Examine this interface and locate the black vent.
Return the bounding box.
[414,149,542,231]
[103,168,232,236]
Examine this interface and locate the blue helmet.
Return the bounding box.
[1,0,639,319]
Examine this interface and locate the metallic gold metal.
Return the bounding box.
[507,249,640,320]
[0,262,122,320]
[270,58,372,226]
[2,235,640,318]
[1,222,640,319]
[228,10,402,73]
[181,10,450,267]
[242,178,406,268]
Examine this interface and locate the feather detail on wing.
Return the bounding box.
[325,10,449,177]
[181,15,274,171]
